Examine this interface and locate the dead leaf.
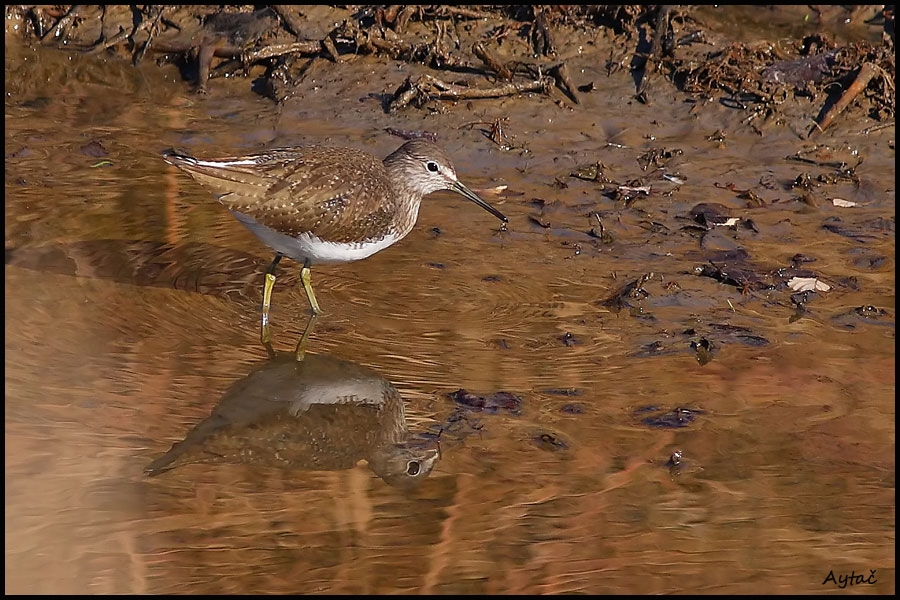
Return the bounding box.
[788,276,831,292]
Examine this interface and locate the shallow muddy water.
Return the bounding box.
[5,6,895,594]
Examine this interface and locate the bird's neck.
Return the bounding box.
[383,158,427,236]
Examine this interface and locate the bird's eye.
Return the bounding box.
[425,161,440,173]
[406,461,421,476]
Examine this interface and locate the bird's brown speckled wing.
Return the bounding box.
[166,146,401,244]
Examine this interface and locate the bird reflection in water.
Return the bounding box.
[146,341,440,489]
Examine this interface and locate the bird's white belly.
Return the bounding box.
[230,210,403,265]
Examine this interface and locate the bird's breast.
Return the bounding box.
[229,209,407,264]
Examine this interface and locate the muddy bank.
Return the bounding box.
[8,5,894,131]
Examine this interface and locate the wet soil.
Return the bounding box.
[5,5,895,595]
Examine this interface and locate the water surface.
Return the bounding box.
[5,6,894,594]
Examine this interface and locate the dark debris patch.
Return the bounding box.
[560,403,585,415]
[629,323,769,362]
[633,406,705,429]
[692,261,773,293]
[690,337,714,365]
[705,324,770,346]
[569,161,616,184]
[558,332,580,346]
[599,272,655,312]
[448,389,522,414]
[821,216,896,244]
[533,432,569,451]
[678,324,770,364]
[637,147,683,171]
[688,203,758,233]
[664,449,704,476]
[830,305,895,330]
[541,388,584,397]
[79,140,109,157]
[689,252,848,319]
[848,251,890,271]
[684,248,751,264]
[427,410,485,442]
[630,340,674,358]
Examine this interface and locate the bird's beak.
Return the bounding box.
[450,180,508,223]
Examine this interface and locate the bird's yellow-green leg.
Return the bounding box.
[300,258,321,315]
[294,312,318,362]
[260,254,283,353]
